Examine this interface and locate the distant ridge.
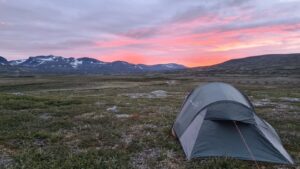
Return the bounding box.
[194,53,300,75]
[0,56,9,66]
[0,55,186,74]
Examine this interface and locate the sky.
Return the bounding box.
[0,0,300,67]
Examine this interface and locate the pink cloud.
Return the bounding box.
[84,18,300,67]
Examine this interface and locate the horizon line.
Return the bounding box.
[1,52,299,68]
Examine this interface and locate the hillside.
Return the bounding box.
[201,53,300,75]
[0,56,9,66]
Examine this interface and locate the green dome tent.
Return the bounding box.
[172,82,294,164]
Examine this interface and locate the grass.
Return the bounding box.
[0,74,299,168]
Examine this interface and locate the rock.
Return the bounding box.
[166,80,177,85]
[124,90,168,99]
[280,97,300,102]
[39,113,51,120]
[115,114,132,118]
[150,90,167,98]
[11,92,24,96]
[252,98,273,107]
[107,106,118,113]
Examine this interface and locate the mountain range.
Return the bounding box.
[1,53,300,75]
[0,55,186,74]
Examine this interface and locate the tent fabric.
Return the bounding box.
[172,82,294,164]
[174,83,252,138]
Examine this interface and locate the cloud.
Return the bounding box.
[0,0,300,66]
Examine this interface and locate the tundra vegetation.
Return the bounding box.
[0,74,299,169]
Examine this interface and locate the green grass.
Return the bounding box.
[14,146,130,169]
[0,75,299,168]
[0,94,81,110]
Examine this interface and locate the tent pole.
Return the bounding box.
[233,121,260,169]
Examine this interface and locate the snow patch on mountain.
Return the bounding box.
[70,59,83,68]
[165,64,177,68]
[135,65,144,70]
[9,59,26,66]
[38,57,55,62]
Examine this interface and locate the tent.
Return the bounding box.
[172,82,294,164]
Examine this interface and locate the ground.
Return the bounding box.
[0,74,299,169]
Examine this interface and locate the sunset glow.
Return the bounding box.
[1,0,300,67]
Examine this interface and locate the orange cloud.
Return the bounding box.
[99,51,148,64]
[212,40,282,52]
[178,54,231,67]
